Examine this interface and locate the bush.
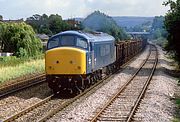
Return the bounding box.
[0,22,43,58]
[164,0,180,65]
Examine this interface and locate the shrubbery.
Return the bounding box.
[0,22,42,58]
[164,0,180,65]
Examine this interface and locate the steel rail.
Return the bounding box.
[38,74,115,122]
[2,94,54,122]
[37,47,145,122]
[0,74,46,98]
[2,45,145,122]
[126,45,158,122]
[0,73,45,90]
[90,45,153,122]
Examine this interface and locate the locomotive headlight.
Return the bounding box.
[70,60,73,64]
[88,59,91,64]
[77,66,81,70]
[70,60,76,64]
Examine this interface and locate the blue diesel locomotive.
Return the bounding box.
[45,31,142,94]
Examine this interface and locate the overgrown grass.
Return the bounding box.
[151,37,168,48]
[176,98,180,108]
[173,98,180,122]
[0,54,44,67]
[0,58,45,83]
[173,118,180,122]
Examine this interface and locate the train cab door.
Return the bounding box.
[91,42,95,70]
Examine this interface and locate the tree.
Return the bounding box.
[151,16,167,39]
[0,22,42,57]
[26,14,75,35]
[48,14,63,34]
[0,15,2,21]
[26,14,50,34]
[163,0,180,64]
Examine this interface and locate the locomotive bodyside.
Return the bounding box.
[45,31,116,94]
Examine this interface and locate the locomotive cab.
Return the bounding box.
[46,34,88,75]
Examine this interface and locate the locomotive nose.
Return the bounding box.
[45,47,86,75]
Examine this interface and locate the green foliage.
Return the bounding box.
[176,99,180,107]
[48,14,63,34]
[164,0,180,65]
[26,14,77,35]
[151,16,167,39]
[0,58,44,83]
[82,11,129,40]
[127,21,152,32]
[173,98,180,122]
[17,47,28,58]
[0,54,44,67]
[0,22,42,57]
[151,37,168,47]
[0,15,2,20]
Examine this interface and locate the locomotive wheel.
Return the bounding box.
[75,76,85,92]
[73,80,82,94]
[90,77,95,85]
[106,67,110,75]
[84,78,91,88]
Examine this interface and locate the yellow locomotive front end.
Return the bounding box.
[45,47,86,75]
[45,31,90,94]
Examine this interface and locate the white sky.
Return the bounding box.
[0,0,170,19]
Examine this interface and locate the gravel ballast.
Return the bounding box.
[133,46,177,122]
[0,82,51,120]
[48,46,151,122]
[2,44,176,122]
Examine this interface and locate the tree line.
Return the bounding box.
[0,14,81,57]
[164,0,180,65]
[26,14,81,36]
[1,4,180,65]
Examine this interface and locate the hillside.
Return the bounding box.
[112,16,154,28]
[74,16,154,30]
[82,11,128,40]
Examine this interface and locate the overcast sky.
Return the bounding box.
[0,0,169,20]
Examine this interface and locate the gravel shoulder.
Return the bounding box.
[134,45,177,122]
[0,82,51,120]
[47,45,150,122]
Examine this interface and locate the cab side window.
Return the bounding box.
[48,37,59,49]
[76,37,88,49]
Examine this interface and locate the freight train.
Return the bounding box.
[45,31,143,94]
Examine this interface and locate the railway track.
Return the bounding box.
[1,46,147,122]
[1,76,108,122]
[90,44,158,122]
[2,72,117,122]
[0,74,46,98]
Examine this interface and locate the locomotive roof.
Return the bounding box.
[52,30,115,42]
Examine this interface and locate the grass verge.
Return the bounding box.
[173,102,180,122]
[173,90,180,122]
[0,58,45,83]
[0,54,44,67]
